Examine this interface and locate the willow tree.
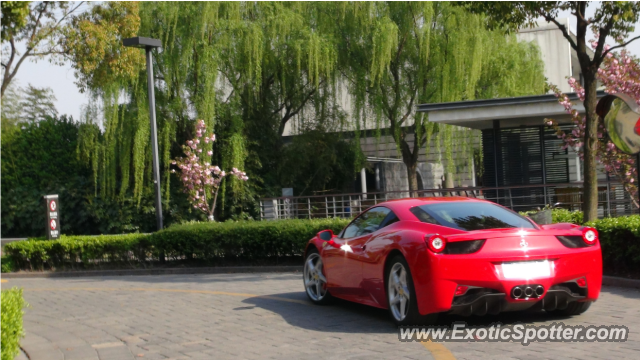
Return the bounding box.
[329,2,546,193]
[70,2,342,217]
[137,2,340,203]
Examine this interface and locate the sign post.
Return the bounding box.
[44,194,60,240]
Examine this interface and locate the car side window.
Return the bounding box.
[379,212,399,229]
[341,207,391,239]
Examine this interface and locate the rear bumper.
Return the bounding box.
[448,287,589,316]
[411,247,602,316]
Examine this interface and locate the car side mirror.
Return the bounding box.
[318,229,334,241]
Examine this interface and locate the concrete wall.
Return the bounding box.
[516,18,574,93]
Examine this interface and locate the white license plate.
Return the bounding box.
[502,260,551,280]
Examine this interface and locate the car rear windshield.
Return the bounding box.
[410,202,535,231]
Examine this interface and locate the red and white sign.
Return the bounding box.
[50,219,57,230]
[49,200,57,212]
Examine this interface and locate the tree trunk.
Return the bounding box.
[406,161,419,198]
[582,71,599,222]
[400,137,420,198]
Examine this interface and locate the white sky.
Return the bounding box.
[6,4,640,121]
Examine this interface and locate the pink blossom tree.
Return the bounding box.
[545,49,639,208]
[172,120,248,221]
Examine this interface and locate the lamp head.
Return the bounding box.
[123,36,161,49]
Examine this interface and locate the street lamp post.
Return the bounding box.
[123,36,164,231]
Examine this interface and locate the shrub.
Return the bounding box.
[3,213,640,273]
[587,215,640,269]
[551,208,584,224]
[153,218,349,261]
[4,233,153,271]
[1,288,27,360]
[3,218,351,270]
[1,256,16,273]
[520,208,584,225]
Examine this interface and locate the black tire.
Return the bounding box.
[385,255,438,326]
[303,248,333,305]
[549,301,592,316]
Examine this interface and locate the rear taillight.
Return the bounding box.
[425,234,447,253]
[582,227,598,246]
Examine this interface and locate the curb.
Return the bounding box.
[1,266,303,279]
[602,275,640,290]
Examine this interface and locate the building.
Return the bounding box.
[263,19,636,219]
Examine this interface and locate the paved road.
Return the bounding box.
[5,273,640,360]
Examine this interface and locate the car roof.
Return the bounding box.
[371,197,490,220]
[380,196,486,206]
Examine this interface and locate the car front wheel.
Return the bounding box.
[303,249,332,304]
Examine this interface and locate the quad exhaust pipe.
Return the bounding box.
[512,286,523,299]
[512,285,544,299]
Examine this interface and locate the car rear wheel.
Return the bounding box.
[549,301,592,316]
[303,249,332,304]
[386,255,437,326]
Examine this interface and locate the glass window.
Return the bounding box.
[410,202,535,231]
[380,212,400,228]
[342,207,392,239]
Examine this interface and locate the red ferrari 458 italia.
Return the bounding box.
[302,197,602,325]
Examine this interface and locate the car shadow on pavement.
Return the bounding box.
[242,292,397,334]
[241,291,582,333]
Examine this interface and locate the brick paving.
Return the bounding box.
[6,273,640,359]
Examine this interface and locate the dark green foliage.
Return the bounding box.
[279,130,364,196]
[1,115,85,191]
[154,218,349,261]
[1,255,16,273]
[551,209,584,225]
[0,114,207,237]
[3,218,351,271]
[1,287,27,360]
[4,233,153,271]
[520,208,584,225]
[585,216,640,271]
[1,115,96,237]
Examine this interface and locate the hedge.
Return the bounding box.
[4,233,153,271]
[1,288,27,360]
[2,213,640,273]
[3,218,350,271]
[585,215,640,270]
[154,218,349,261]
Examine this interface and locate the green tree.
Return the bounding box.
[1,1,85,98]
[20,84,57,122]
[0,81,22,130]
[73,2,345,217]
[1,1,30,41]
[63,1,144,92]
[458,1,640,222]
[328,2,545,194]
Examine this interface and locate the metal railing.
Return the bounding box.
[259,182,639,220]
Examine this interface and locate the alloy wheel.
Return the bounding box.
[304,253,328,301]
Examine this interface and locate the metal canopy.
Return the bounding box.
[416,91,606,130]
